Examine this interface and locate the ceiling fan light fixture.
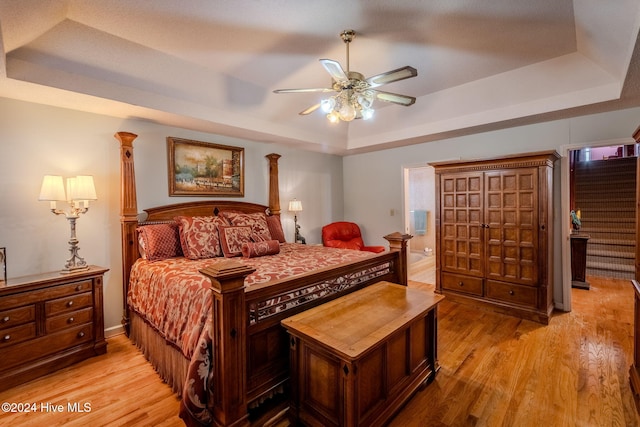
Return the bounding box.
[361,107,374,120]
[273,29,417,123]
[338,102,357,122]
[320,98,335,113]
[327,111,340,123]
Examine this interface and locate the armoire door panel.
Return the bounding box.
[443,194,455,207]
[440,172,485,277]
[484,168,539,286]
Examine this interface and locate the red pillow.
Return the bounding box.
[266,215,286,243]
[222,212,272,241]
[175,215,226,259]
[242,240,280,258]
[137,223,182,261]
[219,225,253,257]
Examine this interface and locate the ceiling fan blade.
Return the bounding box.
[273,87,335,94]
[319,59,349,84]
[366,66,418,88]
[374,90,416,106]
[299,104,321,115]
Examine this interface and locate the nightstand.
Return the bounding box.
[0,265,108,391]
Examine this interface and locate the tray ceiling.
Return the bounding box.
[1,0,639,154]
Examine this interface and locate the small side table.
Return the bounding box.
[0,265,108,391]
[570,233,590,289]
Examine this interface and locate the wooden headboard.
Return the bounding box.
[114,132,282,331]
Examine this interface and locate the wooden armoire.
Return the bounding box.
[431,151,559,324]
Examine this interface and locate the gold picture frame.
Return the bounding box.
[0,247,6,285]
[167,137,244,197]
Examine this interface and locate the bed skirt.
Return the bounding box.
[130,312,189,397]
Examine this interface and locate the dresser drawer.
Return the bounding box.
[442,272,483,296]
[45,292,92,316]
[485,280,537,308]
[0,305,36,330]
[0,279,92,311]
[0,322,37,348]
[0,323,94,371]
[54,279,93,296]
[47,307,93,333]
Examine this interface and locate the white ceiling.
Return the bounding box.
[1,0,639,155]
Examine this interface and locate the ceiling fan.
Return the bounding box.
[273,30,418,122]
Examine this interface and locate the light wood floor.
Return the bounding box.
[1,276,639,426]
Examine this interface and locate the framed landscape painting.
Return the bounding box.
[167,137,244,197]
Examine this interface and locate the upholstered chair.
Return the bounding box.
[321,221,385,253]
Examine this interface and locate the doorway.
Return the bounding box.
[561,137,637,311]
[403,165,436,284]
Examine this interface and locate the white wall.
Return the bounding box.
[343,106,640,307]
[0,97,343,335]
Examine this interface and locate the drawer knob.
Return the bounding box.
[75,285,83,292]
[2,316,9,323]
[3,335,10,341]
[67,317,75,324]
[77,331,85,338]
[458,281,464,287]
[67,301,74,307]
[509,290,515,296]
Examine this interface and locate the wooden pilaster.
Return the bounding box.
[114,131,138,334]
[266,153,281,215]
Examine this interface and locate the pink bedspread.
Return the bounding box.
[127,243,378,425]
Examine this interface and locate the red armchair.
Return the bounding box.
[321,221,385,253]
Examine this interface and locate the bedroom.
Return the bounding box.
[2,1,640,426]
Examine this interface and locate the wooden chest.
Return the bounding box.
[282,281,444,427]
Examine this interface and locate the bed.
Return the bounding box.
[115,132,412,426]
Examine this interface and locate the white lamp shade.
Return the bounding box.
[69,175,97,201]
[39,175,66,201]
[288,199,303,212]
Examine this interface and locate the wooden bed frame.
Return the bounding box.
[115,132,412,426]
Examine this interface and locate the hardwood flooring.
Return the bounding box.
[1,276,638,426]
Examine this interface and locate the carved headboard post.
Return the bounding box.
[266,153,281,215]
[115,131,139,335]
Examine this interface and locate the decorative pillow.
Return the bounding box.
[175,215,226,259]
[219,225,253,257]
[137,223,182,261]
[266,214,286,243]
[242,240,280,258]
[251,233,269,242]
[221,212,272,241]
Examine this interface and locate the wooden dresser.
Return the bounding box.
[431,151,558,324]
[282,281,444,427]
[0,266,108,391]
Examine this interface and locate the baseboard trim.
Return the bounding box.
[105,325,125,338]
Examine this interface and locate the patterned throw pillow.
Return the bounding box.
[137,223,183,261]
[241,240,280,258]
[219,225,253,257]
[221,212,272,241]
[175,215,226,259]
[266,215,286,243]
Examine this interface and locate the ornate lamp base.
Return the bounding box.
[60,216,89,274]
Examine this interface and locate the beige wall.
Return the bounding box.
[0,97,343,335]
[343,106,640,308]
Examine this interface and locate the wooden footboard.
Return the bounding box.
[200,235,410,426]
